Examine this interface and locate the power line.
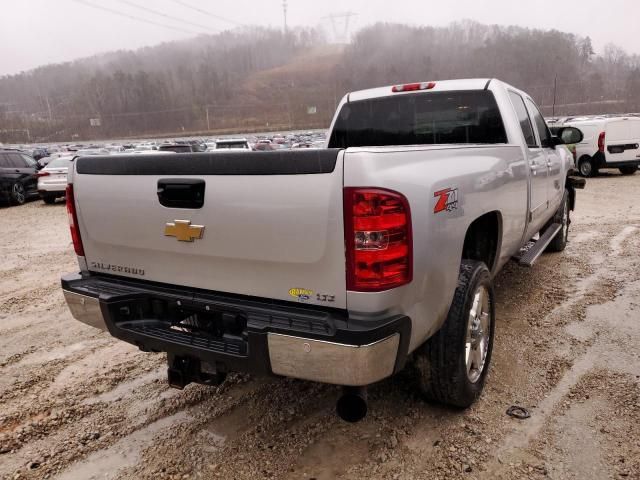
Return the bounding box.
[72,0,200,35]
[114,0,216,34]
[169,0,243,27]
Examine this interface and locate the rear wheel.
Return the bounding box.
[412,260,495,407]
[10,182,26,205]
[578,156,596,177]
[547,189,570,253]
[619,165,638,175]
[42,195,56,205]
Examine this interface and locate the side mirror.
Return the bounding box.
[553,126,584,146]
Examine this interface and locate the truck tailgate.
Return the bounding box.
[72,150,347,308]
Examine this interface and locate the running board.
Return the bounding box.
[513,223,563,267]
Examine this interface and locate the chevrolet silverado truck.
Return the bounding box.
[61,79,584,422]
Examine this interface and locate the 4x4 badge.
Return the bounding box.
[164,220,205,242]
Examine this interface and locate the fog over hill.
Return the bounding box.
[1,21,639,142]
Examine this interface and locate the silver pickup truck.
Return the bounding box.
[61,78,584,422]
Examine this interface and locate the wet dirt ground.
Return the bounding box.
[1,172,639,480]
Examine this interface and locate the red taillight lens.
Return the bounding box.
[344,188,412,292]
[598,131,606,153]
[65,184,84,256]
[37,171,50,177]
[391,81,435,93]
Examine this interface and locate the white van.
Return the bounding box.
[564,117,640,176]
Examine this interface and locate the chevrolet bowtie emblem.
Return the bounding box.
[164,220,205,242]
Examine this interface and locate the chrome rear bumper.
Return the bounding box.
[63,290,107,331]
[268,333,399,386]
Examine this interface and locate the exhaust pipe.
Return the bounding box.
[336,386,368,423]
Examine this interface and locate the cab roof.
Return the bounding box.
[348,78,494,103]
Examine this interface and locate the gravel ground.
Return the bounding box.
[1,172,639,480]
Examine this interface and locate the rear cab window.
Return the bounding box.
[46,157,73,168]
[328,90,507,148]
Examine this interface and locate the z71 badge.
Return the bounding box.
[433,187,459,214]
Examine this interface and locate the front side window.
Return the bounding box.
[328,90,507,148]
[21,154,37,168]
[525,98,552,148]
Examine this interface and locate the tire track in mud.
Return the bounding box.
[480,224,640,478]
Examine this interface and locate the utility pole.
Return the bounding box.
[45,96,53,123]
[282,0,288,34]
[552,74,558,117]
[206,106,210,131]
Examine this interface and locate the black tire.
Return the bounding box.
[412,260,495,408]
[578,156,596,177]
[619,165,638,175]
[42,195,56,205]
[546,189,570,253]
[10,182,26,205]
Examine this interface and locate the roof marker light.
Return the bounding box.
[391,82,436,93]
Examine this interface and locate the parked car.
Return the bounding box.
[37,155,75,204]
[61,78,583,422]
[208,138,251,151]
[31,148,49,161]
[562,117,640,176]
[158,144,199,153]
[0,149,40,205]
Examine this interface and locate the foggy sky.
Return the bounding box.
[2,0,639,76]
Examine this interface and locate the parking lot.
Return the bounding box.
[1,173,639,480]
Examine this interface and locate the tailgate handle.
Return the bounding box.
[157,179,205,209]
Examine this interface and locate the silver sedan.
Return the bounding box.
[37,155,74,204]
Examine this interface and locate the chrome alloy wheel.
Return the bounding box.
[465,285,491,383]
[13,183,26,204]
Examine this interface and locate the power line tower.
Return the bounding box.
[322,12,357,44]
[282,0,288,34]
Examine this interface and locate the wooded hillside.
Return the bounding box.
[1,21,638,142]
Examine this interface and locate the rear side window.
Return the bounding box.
[0,153,10,168]
[328,90,507,148]
[509,92,537,148]
[6,153,27,168]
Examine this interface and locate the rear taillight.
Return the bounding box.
[37,171,50,177]
[65,184,84,256]
[391,81,436,93]
[344,188,412,292]
[598,131,606,153]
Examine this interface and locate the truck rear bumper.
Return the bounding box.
[61,273,410,386]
